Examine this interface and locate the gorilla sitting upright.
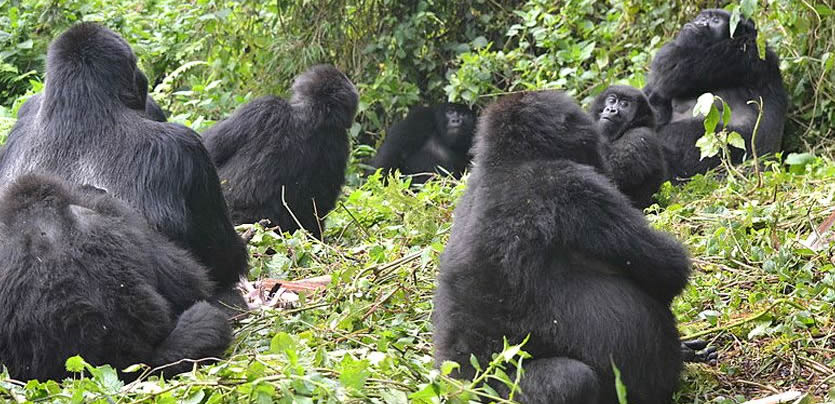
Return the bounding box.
[202,64,358,239]
[371,103,476,184]
[590,85,667,209]
[433,91,690,403]
[644,9,787,180]
[0,174,231,381]
[0,23,247,309]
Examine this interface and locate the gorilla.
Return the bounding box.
[433,91,691,403]
[371,103,476,184]
[18,91,167,122]
[590,85,667,209]
[202,64,358,240]
[0,174,231,381]
[644,9,787,180]
[0,23,248,310]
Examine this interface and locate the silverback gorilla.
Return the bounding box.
[590,85,667,209]
[203,65,358,239]
[433,91,691,403]
[644,9,787,180]
[0,175,231,381]
[0,23,248,308]
[371,103,476,184]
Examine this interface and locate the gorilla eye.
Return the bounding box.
[712,17,720,24]
[620,101,630,108]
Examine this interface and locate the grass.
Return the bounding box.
[1,150,835,403]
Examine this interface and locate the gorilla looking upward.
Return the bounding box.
[371,103,475,184]
[433,91,690,403]
[0,23,248,309]
[0,175,231,381]
[590,85,667,209]
[644,9,787,180]
[202,65,358,239]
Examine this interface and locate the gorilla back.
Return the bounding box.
[433,91,690,403]
[0,23,247,293]
[203,64,358,239]
[644,9,787,180]
[0,175,231,381]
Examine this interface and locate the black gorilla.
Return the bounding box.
[590,85,667,209]
[371,103,475,184]
[644,9,787,180]
[0,23,247,307]
[0,174,231,381]
[203,65,358,239]
[18,91,167,122]
[433,91,691,403]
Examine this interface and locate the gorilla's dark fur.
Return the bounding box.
[0,23,247,307]
[644,9,787,180]
[0,175,231,381]
[203,64,358,239]
[18,91,166,122]
[371,103,475,184]
[590,85,667,208]
[433,91,690,403]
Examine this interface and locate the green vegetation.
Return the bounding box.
[1,0,834,402]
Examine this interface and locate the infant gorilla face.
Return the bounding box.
[598,93,637,138]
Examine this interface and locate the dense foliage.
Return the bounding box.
[1,0,834,402]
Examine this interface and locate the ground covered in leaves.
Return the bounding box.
[0,148,833,404]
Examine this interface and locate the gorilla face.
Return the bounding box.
[679,10,730,43]
[598,93,637,139]
[445,109,471,137]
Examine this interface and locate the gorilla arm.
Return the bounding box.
[607,127,666,190]
[371,107,435,173]
[481,160,690,303]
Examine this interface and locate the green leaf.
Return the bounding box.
[703,104,720,134]
[469,354,482,372]
[785,152,816,166]
[693,93,715,117]
[65,356,86,373]
[269,332,296,354]
[611,359,629,404]
[338,355,370,392]
[696,132,720,160]
[727,131,746,150]
[440,360,460,376]
[740,0,758,17]
[721,99,732,127]
[729,7,741,38]
[757,34,767,60]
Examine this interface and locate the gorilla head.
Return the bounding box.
[590,85,655,140]
[290,64,359,130]
[45,22,146,112]
[436,103,475,150]
[474,91,605,171]
[678,9,756,44]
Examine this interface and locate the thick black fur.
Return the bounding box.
[644,9,787,181]
[0,23,247,308]
[433,91,691,403]
[590,85,667,208]
[18,91,166,122]
[203,64,358,239]
[0,174,231,381]
[371,103,475,184]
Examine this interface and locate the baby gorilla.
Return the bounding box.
[203,65,358,239]
[0,175,231,381]
[590,85,667,208]
[433,91,690,403]
[371,103,476,184]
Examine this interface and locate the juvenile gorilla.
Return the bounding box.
[433,91,691,403]
[371,103,475,184]
[0,23,247,306]
[590,85,667,208]
[203,65,358,239]
[644,9,787,180]
[0,175,231,381]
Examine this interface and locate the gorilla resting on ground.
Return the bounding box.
[644,8,787,181]
[203,64,358,239]
[433,91,691,404]
[0,23,247,310]
[590,85,667,209]
[0,174,231,381]
[371,103,475,184]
